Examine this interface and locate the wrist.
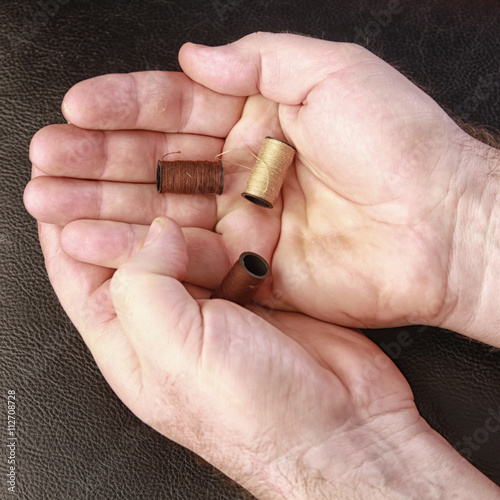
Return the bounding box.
[227,411,423,499]
[239,409,499,500]
[441,132,500,346]
[327,412,500,500]
[387,418,500,500]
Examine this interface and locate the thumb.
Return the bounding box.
[110,217,201,367]
[178,32,370,104]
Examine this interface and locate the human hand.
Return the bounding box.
[22,32,500,496]
[33,212,500,498]
[24,33,500,346]
[177,33,500,343]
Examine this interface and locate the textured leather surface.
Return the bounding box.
[1,0,499,498]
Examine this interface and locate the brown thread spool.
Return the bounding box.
[242,137,296,208]
[211,252,271,306]
[157,160,224,195]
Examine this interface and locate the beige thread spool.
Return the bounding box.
[242,137,296,209]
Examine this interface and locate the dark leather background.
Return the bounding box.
[1,0,499,498]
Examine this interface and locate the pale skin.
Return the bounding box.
[24,33,500,498]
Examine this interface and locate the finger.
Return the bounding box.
[24,176,217,228]
[179,33,371,104]
[38,220,148,407]
[60,220,228,289]
[111,217,202,368]
[36,221,141,378]
[184,282,212,300]
[60,220,148,268]
[30,124,224,181]
[37,222,114,327]
[62,71,245,135]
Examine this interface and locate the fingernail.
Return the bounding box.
[143,218,165,247]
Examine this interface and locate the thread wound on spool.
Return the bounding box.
[157,160,224,195]
[242,137,296,209]
[211,252,271,306]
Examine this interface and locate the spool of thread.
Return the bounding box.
[211,252,271,306]
[157,160,224,195]
[242,137,296,209]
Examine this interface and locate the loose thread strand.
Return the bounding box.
[215,149,257,171]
